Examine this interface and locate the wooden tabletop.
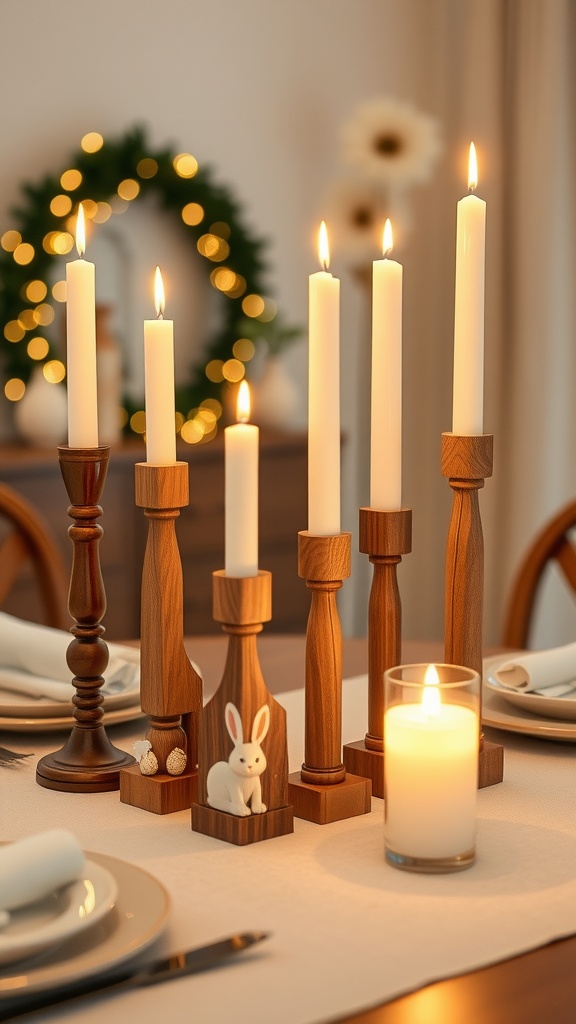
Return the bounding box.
[184,634,576,1024]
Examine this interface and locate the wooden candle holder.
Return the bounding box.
[288,532,371,823]
[192,570,293,845]
[343,507,412,797]
[442,432,503,788]
[120,462,202,814]
[37,446,136,793]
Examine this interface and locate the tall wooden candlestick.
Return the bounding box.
[120,462,202,814]
[442,432,503,788]
[343,507,412,797]
[288,532,371,823]
[36,446,136,792]
[192,570,293,845]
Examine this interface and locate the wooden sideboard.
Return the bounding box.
[0,431,308,640]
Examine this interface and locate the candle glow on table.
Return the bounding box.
[225,380,259,577]
[384,664,479,864]
[308,221,340,535]
[370,219,403,510]
[452,142,486,435]
[66,203,98,448]
[144,266,177,465]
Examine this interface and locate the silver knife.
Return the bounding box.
[0,931,269,1021]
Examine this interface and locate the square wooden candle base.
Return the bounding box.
[288,772,371,824]
[478,740,504,788]
[342,739,504,795]
[191,803,294,846]
[343,742,385,798]
[120,766,198,815]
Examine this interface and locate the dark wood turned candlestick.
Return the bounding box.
[120,462,202,815]
[288,532,371,823]
[343,507,412,797]
[442,432,503,788]
[192,570,293,845]
[36,446,136,793]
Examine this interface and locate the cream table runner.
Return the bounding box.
[2,674,576,1024]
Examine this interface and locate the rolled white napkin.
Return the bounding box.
[493,642,576,695]
[0,830,85,912]
[0,612,139,702]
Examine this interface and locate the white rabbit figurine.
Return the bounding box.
[206,702,270,816]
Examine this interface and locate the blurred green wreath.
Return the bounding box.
[0,125,298,441]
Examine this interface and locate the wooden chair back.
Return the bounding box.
[0,482,69,629]
[501,499,576,649]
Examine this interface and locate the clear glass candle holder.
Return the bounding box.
[383,663,480,873]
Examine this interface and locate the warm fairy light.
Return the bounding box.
[422,664,441,717]
[173,153,198,178]
[222,358,245,383]
[236,379,251,423]
[241,294,265,318]
[382,218,394,257]
[81,132,104,154]
[76,203,86,258]
[468,142,478,191]
[117,178,140,201]
[154,266,165,318]
[318,220,330,271]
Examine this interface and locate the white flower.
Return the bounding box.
[340,97,442,187]
[325,178,411,264]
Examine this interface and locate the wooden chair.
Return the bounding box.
[0,482,69,629]
[501,499,576,649]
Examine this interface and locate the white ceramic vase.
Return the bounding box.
[14,367,68,447]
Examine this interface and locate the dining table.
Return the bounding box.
[1,634,575,1024]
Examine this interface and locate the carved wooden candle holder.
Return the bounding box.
[119,462,203,814]
[288,532,371,823]
[343,507,412,798]
[442,432,503,788]
[36,446,136,793]
[192,570,293,845]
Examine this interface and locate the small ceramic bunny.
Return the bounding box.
[206,702,270,816]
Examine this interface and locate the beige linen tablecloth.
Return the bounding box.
[2,674,575,1024]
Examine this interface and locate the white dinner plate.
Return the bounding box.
[482,654,576,742]
[0,851,170,1001]
[0,680,140,720]
[0,703,146,733]
[0,859,117,966]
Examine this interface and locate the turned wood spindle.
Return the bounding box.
[288,531,371,823]
[119,462,202,815]
[442,432,503,788]
[36,446,135,793]
[343,508,412,797]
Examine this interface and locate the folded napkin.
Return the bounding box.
[0,612,139,702]
[0,830,85,919]
[493,642,576,696]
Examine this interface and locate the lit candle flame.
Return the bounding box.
[468,142,478,191]
[318,220,330,271]
[154,265,165,319]
[422,663,441,717]
[76,203,86,258]
[236,379,251,423]
[382,218,393,257]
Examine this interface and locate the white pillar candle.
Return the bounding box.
[308,221,340,535]
[370,219,402,510]
[225,380,258,577]
[452,142,486,435]
[384,668,478,860]
[66,203,98,448]
[144,267,176,465]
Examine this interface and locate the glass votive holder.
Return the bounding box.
[383,663,480,873]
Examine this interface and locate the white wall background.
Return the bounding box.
[1,1,574,648]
